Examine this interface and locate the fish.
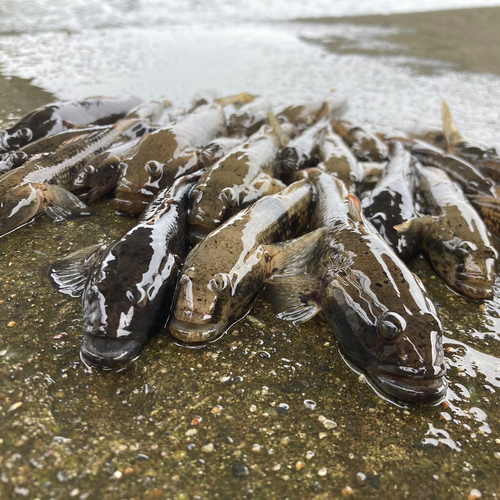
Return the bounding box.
[0,118,142,236]
[461,194,500,240]
[277,94,347,130]
[264,169,447,405]
[0,150,30,175]
[198,136,246,170]
[227,97,272,136]
[317,124,365,190]
[361,142,419,260]
[188,119,287,243]
[0,96,143,152]
[112,103,227,214]
[47,174,198,368]
[168,178,314,343]
[395,166,497,299]
[332,119,389,162]
[70,120,153,203]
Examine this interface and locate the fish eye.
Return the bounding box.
[145,161,163,179]
[208,273,231,295]
[19,128,33,141]
[456,241,477,256]
[377,312,405,342]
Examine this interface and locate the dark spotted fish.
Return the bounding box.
[188,121,287,243]
[0,119,141,236]
[0,96,143,152]
[333,119,389,162]
[168,179,314,343]
[264,169,446,405]
[48,174,198,368]
[361,142,419,260]
[113,103,227,214]
[395,166,497,299]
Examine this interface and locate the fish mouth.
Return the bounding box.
[169,318,226,343]
[365,365,448,405]
[80,335,144,369]
[454,277,493,300]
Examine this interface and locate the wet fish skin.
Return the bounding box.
[113,103,227,214]
[49,174,198,368]
[397,166,497,299]
[188,123,286,243]
[227,97,272,136]
[266,170,446,405]
[198,136,245,170]
[467,194,500,239]
[361,142,419,260]
[169,179,314,343]
[317,124,365,191]
[411,145,497,198]
[0,96,143,152]
[0,150,30,175]
[333,119,389,162]
[0,119,141,236]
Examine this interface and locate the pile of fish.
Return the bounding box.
[2,92,499,406]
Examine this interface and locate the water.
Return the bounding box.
[1,1,500,499]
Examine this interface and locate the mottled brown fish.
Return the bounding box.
[317,124,365,191]
[264,170,446,405]
[396,166,497,299]
[113,103,227,214]
[188,121,287,243]
[48,174,198,368]
[333,119,389,162]
[0,96,142,152]
[361,142,419,260]
[169,179,314,343]
[0,119,141,236]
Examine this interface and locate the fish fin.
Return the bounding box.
[394,214,437,237]
[62,120,77,129]
[269,111,290,148]
[47,243,107,297]
[35,184,92,221]
[346,193,365,224]
[262,229,328,325]
[216,92,256,107]
[441,100,462,152]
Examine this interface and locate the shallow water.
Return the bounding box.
[1,2,500,499]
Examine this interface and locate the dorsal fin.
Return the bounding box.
[347,193,364,224]
[441,100,462,152]
[268,111,290,148]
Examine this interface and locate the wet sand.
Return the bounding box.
[300,6,500,74]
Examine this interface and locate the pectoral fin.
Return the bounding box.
[394,214,437,237]
[262,229,329,325]
[441,100,462,152]
[35,183,92,221]
[47,243,107,297]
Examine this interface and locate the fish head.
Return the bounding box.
[1,127,33,151]
[323,239,447,405]
[0,184,42,236]
[423,216,497,299]
[113,159,165,214]
[169,247,266,343]
[81,235,180,367]
[72,159,124,203]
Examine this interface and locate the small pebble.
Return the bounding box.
[318,467,328,477]
[306,451,315,460]
[252,444,262,453]
[318,415,337,429]
[185,429,197,437]
[112,471,123,479]
[468,489,482,500]
[319,432,328,440]
[295,461,305,471]
[342,486,355,496]
[8,402,22,412]
[201,443,214,453]
[7,321,16,327]
[191,416,202,425]
[249,405,257,412]
[273,464,281,471]
[232,462,249,478]
[124,467,134,475]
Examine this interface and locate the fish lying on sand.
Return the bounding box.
[395,165,497,299]
[264,169,447,405]
[168,178,314,343]
[48,174,198,368]
[0,118,142,236]
[0,96,143,152]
